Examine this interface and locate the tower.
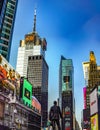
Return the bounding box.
[83,51,100,109]
[82,51,100,130]
[0,0,18,61]
[16,9,46,78]
[59,56,75,130]
[16,9,48,128]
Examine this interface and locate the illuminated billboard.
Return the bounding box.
[98,86,100,97]
[0,55,20,91]
[32,96,41,113]
[90,88,98,116]
[83,87,87,109]
[22,79,32,106]
[91,114,98,130]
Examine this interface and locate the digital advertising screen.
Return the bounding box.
[22,79,32,106]
[91,114,98,130]
[98,86,100,97]
[83,87,87,109]
[32,96,41,113]
[90,88,98,116]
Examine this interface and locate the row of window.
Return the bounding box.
[0,39,8,45]
[3,22,12,28]
[5,12,13,19]
[2,28,10,34]
[7,2,15,10]
[1,33,9,39]
[0,50,7,59]
[9,0,16,6]
[29,56,42,60]
[90,74,100,79]
[0,45,8,51]
[6,8,14,14]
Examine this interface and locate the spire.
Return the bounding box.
[89,51,96,63]
[33,8,36,32]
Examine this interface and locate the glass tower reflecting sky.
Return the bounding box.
[0,0,18,61]
[59,55,75,130]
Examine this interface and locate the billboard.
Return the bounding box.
[90,88,98,116]
[98,86,100,97]
[83,87,87,109]
[0,55,20,91]
[91,114,98,130]
[32,96,41,113]
[22,79,32,106]
[62,92,73,130]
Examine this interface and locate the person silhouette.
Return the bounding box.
[49,101,62,130]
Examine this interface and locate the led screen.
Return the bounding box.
[91,114,98,130]
[90,88,98,116]
[22,79,32,106]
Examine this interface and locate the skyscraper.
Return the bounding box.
[83,51,100,108]
[82,51,100,130]
[59,56,75,130]
[16,9,48,128]
[27,55,48,127]
[0,0,18,61]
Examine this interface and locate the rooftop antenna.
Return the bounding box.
[33,8,36,32]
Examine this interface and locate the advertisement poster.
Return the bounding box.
[91,114,98,130]
[90,88,98,116]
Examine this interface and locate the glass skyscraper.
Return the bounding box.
[59,56,75,130]
[0,0,18,61]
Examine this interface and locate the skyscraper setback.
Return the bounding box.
[0,0,18,61]
[16,9,48,128]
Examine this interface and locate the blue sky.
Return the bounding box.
[10,0,100,127]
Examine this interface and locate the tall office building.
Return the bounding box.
[0,0,18,61]
[27,55,48,127]
[59,56,75,130]
[83,51,100,109]
[82,51,100,130]
[16,9,48,127]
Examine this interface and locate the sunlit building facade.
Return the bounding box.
[16,10,48,128]
[83,51,100,109]
[82,51,100,130]
[0,0,18,61]
[82,62,90,87]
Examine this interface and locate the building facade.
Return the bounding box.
[83,51,100,109]
[0,0,18,61]
[16,10,48,128]
[0,54,41,130]
[27,55,48,127]
[82,51,100,130]
[59,56,75,130]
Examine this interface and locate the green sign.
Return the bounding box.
[22,79,32,106]
[98,86,100,97]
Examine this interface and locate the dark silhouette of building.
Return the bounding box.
[27,55,48,127]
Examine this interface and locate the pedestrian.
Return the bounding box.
[49,101,62,130]
[47,119,52,130]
